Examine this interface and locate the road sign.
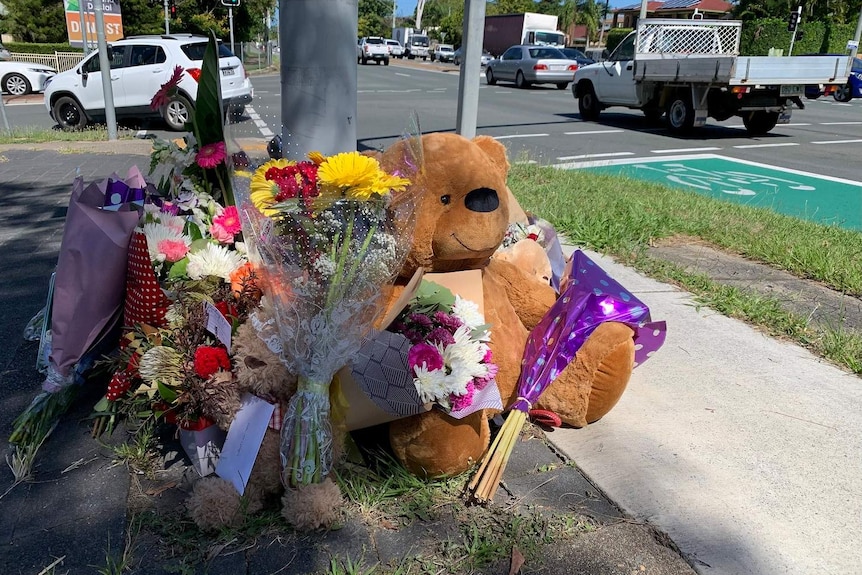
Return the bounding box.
[221,0,240,6]
[64,0,124,47]
[569,154,862,231]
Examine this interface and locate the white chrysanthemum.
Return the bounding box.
[413,362,451,403]
[452,296,485,330]
[445,326,488,379]
[142,222,189,264]
[157,214,187,234]
[186,243,245,280]
[234,241,247,254]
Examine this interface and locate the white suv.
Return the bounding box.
[357,37,389,66]
[44,34,254,131]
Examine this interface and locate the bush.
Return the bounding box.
[740,18,825,55]
[606,28,632,54]
[2,42,83,54]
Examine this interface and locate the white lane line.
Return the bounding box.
[810,139,862,145]
[563,129,624,135]
[494,133,549,139]
[775,123,811,126]
[651,147,722,154]
[556,151,634,161]
[732,142,799,149]
[821,121,862,125]
[245,106,273,138]
[395,72,411,77]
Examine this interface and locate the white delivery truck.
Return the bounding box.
[572,19,849,135]
[483,12,566,56]
[392,27,431,60]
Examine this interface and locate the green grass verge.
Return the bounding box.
[0,125,135,144]
[509,163,862,373]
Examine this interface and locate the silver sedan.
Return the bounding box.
[485,45,578,90]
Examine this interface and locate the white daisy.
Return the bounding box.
[186,243,245,280]
[142,221,189,264]
[452,296,486,330]
[413,363,451,403]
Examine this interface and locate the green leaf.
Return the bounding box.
[193,33,225,148]
[168,257,189,279]
[157,382,178,403]
[93,396,110,412]
[186,221,204,241]
[190,238,212,252]
[411,280,456,313]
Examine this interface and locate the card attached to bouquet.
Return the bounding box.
[215,393,275,495]
[179,424,227,477]
[205,301,232,351]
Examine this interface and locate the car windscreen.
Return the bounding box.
[529,47,565,59]
[366,38,385,45]
[181,42,235,61]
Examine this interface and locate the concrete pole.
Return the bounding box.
[78,2,89,55]
[163,0,170,34]
[280,0,357,158]
[849,3,862,63]
[93,0,117,140]
[392,1,396,30]
[639,0,648,23]
[455,0,484,139]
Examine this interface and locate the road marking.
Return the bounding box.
[395,72,411,77]
[563,129,624,135]
[732,142,799,149]
[651,147,722,154]
[810,138,862,145]
[556,151,634,161]
[245,106,273,138]
[494,133,549,139]
[821,121,862,125]
[775,123,811,127]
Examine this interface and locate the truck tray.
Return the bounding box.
[731,55,848,85]
[634,55,735,83]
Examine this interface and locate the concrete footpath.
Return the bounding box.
[550,249,862,574]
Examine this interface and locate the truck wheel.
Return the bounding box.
[834,83,852,102]
[578,84,601,121]
[515,71,531,89]
[384,58,390,66]
[666,95,694,133]
[742,111,779,135]
[556,82,568,90]
[486,67,497,85]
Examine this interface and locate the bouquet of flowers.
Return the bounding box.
[391,280,498,416]
[233,147,420,487]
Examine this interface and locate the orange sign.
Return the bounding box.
[64,0,124,47]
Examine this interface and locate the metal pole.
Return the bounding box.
[280,0,357,157]
[0,93,11,132]
[93,1,117,140]
[163,0,170,34]
[392,1,396,30]
[639,0,648,23]
[229,8,235,55]
[455,0,484,139]
[78,1,89,55]
[849,3,862,62]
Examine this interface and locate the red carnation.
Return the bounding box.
[193,346,231,378]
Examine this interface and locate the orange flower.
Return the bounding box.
[230,262,258,297]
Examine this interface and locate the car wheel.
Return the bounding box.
[742,111,779,135]
[52,96,88,131]
[666,94,694,133]
[515,70,530,89]
[834,83,852,102]
[3,73,31,96]
[578,83,601,121]
[163,94,193,131]
[361,57,368,65]
[486,67,497,85]
[556,82,568,90]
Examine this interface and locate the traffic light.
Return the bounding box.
[221,0,241,6]
[787,11,800,32]
[169,0,176,18]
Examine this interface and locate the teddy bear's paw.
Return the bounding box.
[281,477,343,530]
[187,477,244,531]
[389,410,490,479]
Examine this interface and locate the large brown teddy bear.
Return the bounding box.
[378,133,636,478]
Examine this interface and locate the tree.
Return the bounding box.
[121,0,167,36]
[486,0,537,16]
[358,0,393,37]
[2,0,66,42]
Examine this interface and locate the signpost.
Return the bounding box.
[221,0,240,55]
[64,0,124,49]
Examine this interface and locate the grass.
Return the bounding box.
[508,163,862,373]
[0,125,135,144]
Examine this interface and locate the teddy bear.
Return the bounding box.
[186,319,343,531]
[378,132,637,479]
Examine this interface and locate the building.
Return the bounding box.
[612,0,733,29]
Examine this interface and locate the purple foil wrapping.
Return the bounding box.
[511,250,667,413]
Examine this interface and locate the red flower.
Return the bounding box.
[150,65,184,110]
[196,141,227,169]
[193,346,231,378]
[214,300,238,321]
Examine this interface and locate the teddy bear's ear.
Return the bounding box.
[471,135,510,176]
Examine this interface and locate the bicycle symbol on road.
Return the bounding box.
[634,162,817,196]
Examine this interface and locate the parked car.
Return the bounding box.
[485,45,579,89]
[806,56,862,102]
[357,37,390,65]
[0,43,11,61]
[453,47,493,67]
[431,44,455,63]
[44,34,253,131]
[386,39,404,58]
[559,47,595,68]
[1,61,56,95]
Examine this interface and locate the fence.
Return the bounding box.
[237,41,277,71]
[9,52,85,72]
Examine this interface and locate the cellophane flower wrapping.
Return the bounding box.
[230,143,421,487]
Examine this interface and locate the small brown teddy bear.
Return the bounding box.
[378,133,636,479]
[187,319,343,531]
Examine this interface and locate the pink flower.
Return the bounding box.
[158,239,189,262]
[213,206,242,236]
[450,381,476,411]
[474,362,498,391]
[150,66,184,110]
[408,343,444,372]
[209,221,235,244]
[196,141,227,169]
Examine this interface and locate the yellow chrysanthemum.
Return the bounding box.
[307,151,325,165]
[317,152,381,200]
[370,172,411,196]
[234,169,252,179]
[250,158,293,215]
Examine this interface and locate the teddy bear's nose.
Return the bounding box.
[464,187,499,213]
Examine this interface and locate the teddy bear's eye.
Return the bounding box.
[440,195,451,205]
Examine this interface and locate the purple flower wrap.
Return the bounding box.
[512,250,667,413]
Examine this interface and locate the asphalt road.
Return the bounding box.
[3,59,861,180]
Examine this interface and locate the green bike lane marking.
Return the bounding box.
[552,154,862,231]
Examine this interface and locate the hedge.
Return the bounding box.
[2,42,83,54]
[606,28,632,54]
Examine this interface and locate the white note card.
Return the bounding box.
[204,301,232,351]
[215,393,275,495]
